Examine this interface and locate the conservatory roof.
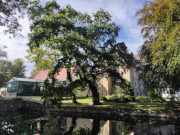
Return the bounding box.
[8,77,44,83]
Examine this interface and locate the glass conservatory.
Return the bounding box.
[7,77,45,96]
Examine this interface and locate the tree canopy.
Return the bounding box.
[0,0,29,36]
[136,0,180,93]
[0,45,7,59]
[28,1,133,105]
[0,58,26,88]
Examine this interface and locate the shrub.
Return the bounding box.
[136,96,150,103]
[147,90,158,99]
[106,94,122,102]
[125,95,135,102]
[147,90,165,103]
[103,97,107,101]
[117,86,134,96]
[151,97,165,103]
[99,95,106,101]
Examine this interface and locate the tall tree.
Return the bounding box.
[0,58,26,88]
[136,0,180,93]
[28,1,133,105]
[11,58,26,78]
[0,60,11,88]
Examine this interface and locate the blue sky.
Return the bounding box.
[0,0,147,77]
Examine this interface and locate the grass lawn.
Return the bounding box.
[62,97,93,103]
[61,97,180,110]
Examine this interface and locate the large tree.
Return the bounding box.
[0,60,11,88]
[11,58,26,78]
[136,0,180,94]
[28,1,133,105]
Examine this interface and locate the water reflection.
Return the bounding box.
[0,111,45,135]
[42,116,180,135]
[1,111,180,135]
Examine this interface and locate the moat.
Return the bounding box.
[1,110,180,135]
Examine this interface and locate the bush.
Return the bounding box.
[151,97,165,103]
[136,96,150,103]
[125,95,135,102]
[147,90,165,103]
[106,94,122,102]
[147,90,158,99]
[99,95,106,101]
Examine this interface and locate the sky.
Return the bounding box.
[0,0,147,77]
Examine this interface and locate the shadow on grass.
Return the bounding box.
[61,101,180,110]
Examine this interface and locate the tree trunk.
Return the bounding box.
[91,119,100,135]
[72,93,78,104]
[67,67,78,104]
[64,117,77,135]
[89,82,101,105]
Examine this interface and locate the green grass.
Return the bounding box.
[62,97,93,103]
[165,99,180,102]
[61,99,180,110]
[61,103,91,107]
[0,96,4,99]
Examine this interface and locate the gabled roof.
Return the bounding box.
[30,66,79,81]
[30,70,49,80]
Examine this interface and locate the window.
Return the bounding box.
[134,81,137,88]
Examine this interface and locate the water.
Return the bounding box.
[1,111,180,135]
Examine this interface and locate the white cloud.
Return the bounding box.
[0,15,33,77]
[54,0,145,52]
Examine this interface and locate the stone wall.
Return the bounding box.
[45,105,180,120]
[0,99,44,113]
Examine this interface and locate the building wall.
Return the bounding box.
[98,77,112,95]
[119,67,131,82]
[119,67,147,97]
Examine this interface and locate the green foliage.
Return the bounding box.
[125,95,135,102]
[28,1,133,105]
[0,111,41,135]
[136,0,180,93]
[0,60,11,88]
[106,94,122,102]
[119,121,133,134]
[0,0,29,36]
[147,90,158,99]
[72,127,91,135]
[147,90,165,103]
[136,96,150,103]
[0,58,26,88]
[99,95,106,101]
[11,58,26,78]
[152,97,165,103]
[116,85,134,96]
[0,45,7,58]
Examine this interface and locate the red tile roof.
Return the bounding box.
[30,67,78,81]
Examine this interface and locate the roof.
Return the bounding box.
[30,66,79,81]
[8,77,44,83]
[30,70,49,81]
